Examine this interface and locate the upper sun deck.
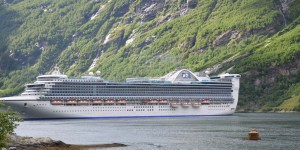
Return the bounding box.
[37,74,68,81]
[34,66,240,84]
[36,66,68,82]
[126,69,240,84]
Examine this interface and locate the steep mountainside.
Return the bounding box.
[0,0,299,111]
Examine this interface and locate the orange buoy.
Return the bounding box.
[248,129,260,140]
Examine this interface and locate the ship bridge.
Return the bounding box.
[162,69,200,83]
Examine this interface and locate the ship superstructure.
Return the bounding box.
[0,67,241,120]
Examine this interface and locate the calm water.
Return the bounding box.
[15,113,300,150]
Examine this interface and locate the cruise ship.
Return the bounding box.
[0,67,241,120]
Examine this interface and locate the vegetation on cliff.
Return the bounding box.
[0,0,299,111]
[0,102,22,148]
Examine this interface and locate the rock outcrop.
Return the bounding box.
[5,134,68,150]
[4,134,127,150]
[136,0,165,22]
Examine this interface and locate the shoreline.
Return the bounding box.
[5,134,127,150]
[235,110,299,113]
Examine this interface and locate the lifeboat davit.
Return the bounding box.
[50,100,63,105]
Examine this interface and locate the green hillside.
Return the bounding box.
[0,0,299,111]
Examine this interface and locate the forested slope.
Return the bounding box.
[0,0,299,111]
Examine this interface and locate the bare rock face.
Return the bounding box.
[279,0,294,14]
[135,0,165,22]
[245,59,300,87]
[113,3,130,17]
[181,36,196,48]
[274,0,294,26]
[212,30,241,47]
[187,0,198,8]
[196,52,251,76]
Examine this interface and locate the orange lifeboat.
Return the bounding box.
[181,102,189,107]
[93,100,104,104]
[117,100,126,103]
[143,100,150,103]
[201,100,210,105]
[78,99,89,104]
[50,100,63,105]
[105,100,115,103]
[192,102,200,107]
[170,102,179,108]
[149,100,158,103]
[248,129,260,140]
[66,100,77,104]
[159,100,168,103]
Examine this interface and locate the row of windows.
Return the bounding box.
[91,104,127,106]
[159,106,170,108]
[52,109,157,113]
[53,109,125,113]
[134,106,154,108]
[43,96,234,101]
[92,106,126,109]
[50,87,231,92]
[50,88,232,92]
[51,85,233,89]
[46,92,233,96]
[159,109,176,111]
[136,109,154,111]
[46,94,233,99]
[208,109,228,111]
[49,90,232,95]
[52,85,232,89]
[62,103,124,106]
[208,105,230,108]
[54,82,232,87]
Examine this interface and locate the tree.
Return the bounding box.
[0,102,22,148]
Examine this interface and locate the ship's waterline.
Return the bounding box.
[0,67,240,119]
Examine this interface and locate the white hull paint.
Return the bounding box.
[3,99,236,120]
[0,68,240,120]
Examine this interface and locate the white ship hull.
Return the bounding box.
[0,68,240,120]
[2,96,236,120]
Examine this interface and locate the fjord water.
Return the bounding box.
[15,113,300,150]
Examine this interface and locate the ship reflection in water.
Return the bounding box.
[15,113,300,150]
